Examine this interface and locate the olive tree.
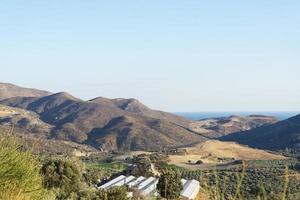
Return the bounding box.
[157,170,182,199]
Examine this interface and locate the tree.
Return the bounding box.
[97,186,129,200]
[0,134,50,200]
[157,170,183,199]
[40,159,81,199]
[196,160,204,165]
[130,155,155,177]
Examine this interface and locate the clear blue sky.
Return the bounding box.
[1,1,299,112]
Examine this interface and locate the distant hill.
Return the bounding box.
[221,114,300,152]
[0,82,51,100]
[0,92,205,151]
[189,115,277,138]
[0,82,281,151]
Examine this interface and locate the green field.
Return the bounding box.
[96,162,127,170]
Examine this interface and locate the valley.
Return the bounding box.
[0,82,299,199]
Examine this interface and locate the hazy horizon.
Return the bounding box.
[1,1,300,112]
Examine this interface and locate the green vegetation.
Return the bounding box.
[73,186,130,200]
[83,162,127,186]
[160,159,300,200]
[40,159,82,199]
[98,186,129,200]
[1,130,299,200]
[0,132,130,200]
[96,162,127,170]
[157,170,183,199]
[0,135,52,200]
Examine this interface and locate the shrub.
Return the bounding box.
[40,159,81,199]
[157,170,182,199]
[0,135,49,200]
[97,186,129,200]
[196,160,204,165]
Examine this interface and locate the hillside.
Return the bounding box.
[189,115,277,138]
[222,114,300,152]
[186,140,284,160]
[0,83,283,152]
[90,97,189,127]
[168,140,285,169]
[0,125,97,156]
[0,82,51,100]
[0,92,205,151]
[0,104,53,135]
[87,115,205,151]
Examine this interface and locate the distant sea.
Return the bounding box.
[175,112,300,121]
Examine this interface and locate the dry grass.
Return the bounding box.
[188,140,285,160]
[168,140,285,169]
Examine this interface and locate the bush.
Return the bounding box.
[0,135,49,200]
[196,160,204,164]
[97,186,129,200]
[41,159,81,199]
[157,170,182,199]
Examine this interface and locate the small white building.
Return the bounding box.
[98,175,199,199]
[113,175,136,187]
[127,176,146,188]
[98,175,126,189]
[138,177,159,196]
[180,179,200,200]
[137,177,156,190]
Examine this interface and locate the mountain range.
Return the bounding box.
[0,82,298,152]
[0,84,204,150]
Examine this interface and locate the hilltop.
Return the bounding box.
[0,82,51,100]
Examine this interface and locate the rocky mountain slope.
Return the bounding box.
[87,115,204,151]
[0,83,284,152]
[0,125,97,156]
[0,91,205,150]
[89,97,189,127]
[0,104,53,135]
[222,114,300,151]
[0,82,51,100]
[189,115,277,138]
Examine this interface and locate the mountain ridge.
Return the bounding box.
[221,114,300,151]
[0,82,289,152]
[0,90,204,151]
[0,82,51,100]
